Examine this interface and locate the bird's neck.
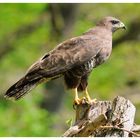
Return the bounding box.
[84,26,112,39]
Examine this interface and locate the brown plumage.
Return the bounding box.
[5,16,126,103]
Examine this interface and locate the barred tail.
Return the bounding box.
[4,76,42,100]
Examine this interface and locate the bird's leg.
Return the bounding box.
[73,88,81,105]
[85,88,97,103]
[85,88,91,102]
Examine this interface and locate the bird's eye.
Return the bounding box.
[111,20,119,24]
[42,54,50,60]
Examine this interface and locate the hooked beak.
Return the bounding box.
[119,22,126,30]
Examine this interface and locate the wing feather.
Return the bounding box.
[26,35,102,79]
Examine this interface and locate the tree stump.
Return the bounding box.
[63,96,140,137]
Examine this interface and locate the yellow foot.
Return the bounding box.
[84,96,97,104]
[73,98,81,110]
[74,98,81,105]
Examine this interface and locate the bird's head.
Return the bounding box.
[97,16,126,32]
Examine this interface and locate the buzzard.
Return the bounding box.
[5,16,126,104]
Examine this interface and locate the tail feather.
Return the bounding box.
[5,76,41,100]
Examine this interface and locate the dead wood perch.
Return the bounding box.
[63,96,140,137]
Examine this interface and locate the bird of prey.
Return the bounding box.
[5,16,126,104]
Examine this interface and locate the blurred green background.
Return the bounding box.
[0,3,140,136]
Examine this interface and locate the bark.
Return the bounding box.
[63,96,139,137]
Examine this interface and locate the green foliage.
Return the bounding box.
[66,118,73,127]
[0,88,56,136]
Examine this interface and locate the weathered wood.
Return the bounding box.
[63,96,138,137]
[63,114,107,137]
[75,97,112,122]
[95,96,136,137]
[131,124,140,135]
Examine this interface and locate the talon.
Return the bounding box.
[85,96,92,102]
[74,98,81,105]
[86,97,97,104]
[73,98,81,110]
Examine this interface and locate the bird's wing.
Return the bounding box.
[26,35,102,79]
